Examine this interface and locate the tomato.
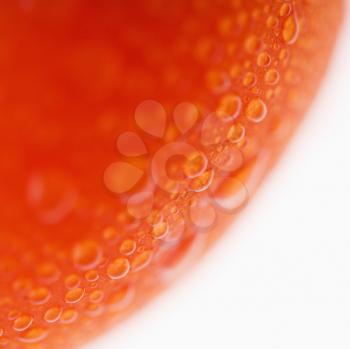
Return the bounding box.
[0,1,343,348]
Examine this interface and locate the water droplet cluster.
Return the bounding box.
[0,0,342,348]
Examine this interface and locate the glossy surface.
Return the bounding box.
[0,1,343,348]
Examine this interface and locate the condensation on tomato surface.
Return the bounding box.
[0,0,342,348]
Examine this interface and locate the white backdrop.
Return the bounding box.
[86,6,350,349]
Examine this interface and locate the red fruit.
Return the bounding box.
[0,1,343,348]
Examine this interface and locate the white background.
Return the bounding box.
[86,7,350,349]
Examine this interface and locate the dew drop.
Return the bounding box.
[257,52,271,67]
[107,285,135,312]
[227,123,245,144]
[173,102,198,134]
[282,13,300,44]
[135,100,167,138]
[280,3,292,17]
[183,151,208,179]
[266,15,279,29]
[201,114,227,146]
[60,309,78,324]
[64,288,85,304]
[152,221,169,240]
[244,35,262,54]
[107,258,130,280]
[8,310,20,320]
[64,274,81,289]
[243,72,257,88]
[29,287,51,305]
[117,132,147,157]
[265,68,280,85]
[146,210,163,226]
[85,303,105,318]
[104,162,143,194]
[131,251,152,272]
[13,315,33,332]
[189,196,216,229]
[85,270,99,282]
[89,290,104,304]
[245,98,267,123]
[18,327,48,344]
[44,307,62,324]
[211,145,244,172]
[211,177,249,213]
[72,240,102,271]
[189,169,214,192]
[217,94,242,121]
[119,239,137,256]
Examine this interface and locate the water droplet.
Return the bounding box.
[117,132,147,157]
[245,98,267,123]
[135,100,167,138]
[131,251,152,272]
[72,240,102,271]
[227,123,245,144]
[280,3,292,17]
[189,169,214,192]
[211,177,249,213]
[265,68,280,85]
[107,258,130,280]
[44,307,62,323]
[152,221,169,240]
[89,290,104,304]
[13,315,33,332]
[64,274,81,289]
[216,94,242,121]
[266,15,279,29]
[173,102,198,133]
[64,288,85,304]
[146,210,163,226]
[29,287,51,305]
[257,52,271,67]
[119,239,137,256]
[282,13,300,44]
[107,285,135,312]
[104,162,143,194]
[201,114,227,146]
[244,35,262,54]
[85,303,104,318]
[189,196,216,229]
[8,310,20,320]
[60,309,78,324]
[18,327,48,344]
[85,270,99,282]
[211,145,244,172]
[183,151,208,179]
[243,72,257,88]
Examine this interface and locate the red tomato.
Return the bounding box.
[0,1,343,348]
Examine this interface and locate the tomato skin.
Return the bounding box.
[0,1,343,348]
